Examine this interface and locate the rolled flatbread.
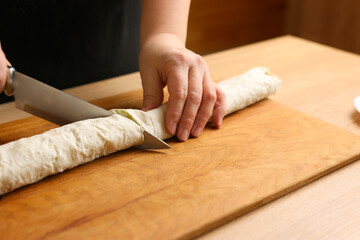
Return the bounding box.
[112,67,282,139]
[0,67,281,195]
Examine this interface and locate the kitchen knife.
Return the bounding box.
[4,66,170,149]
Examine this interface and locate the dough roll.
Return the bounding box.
[0,67,281,195]
[112,67,282,140]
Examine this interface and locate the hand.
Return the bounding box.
[0,43,11,93]
[139,33,226,141]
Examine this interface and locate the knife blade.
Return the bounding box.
[4,66,170,149]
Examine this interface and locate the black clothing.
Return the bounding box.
[0,0,141,103]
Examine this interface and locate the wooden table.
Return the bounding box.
[1,36,360,239]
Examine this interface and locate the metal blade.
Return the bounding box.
[13,71,112,125]
[12,70,170,149]
[142,130,171,149]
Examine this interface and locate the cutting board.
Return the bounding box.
[1,91,360,240]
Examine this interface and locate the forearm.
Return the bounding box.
[141,0,191,47]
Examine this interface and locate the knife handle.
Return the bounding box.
[4,66,15,96]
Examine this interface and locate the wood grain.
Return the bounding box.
[197,36,360,239]
[287,0,360,55]
[202,36,360,135]
[1,98,360,239]
[187,0,287,54]
[2,36,360,239]
[199,159,360,240]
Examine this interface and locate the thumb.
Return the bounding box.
[141,73,164,111]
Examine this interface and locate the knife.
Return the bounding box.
[4,66,170,149]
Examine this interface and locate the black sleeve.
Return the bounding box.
[0,0,141,104]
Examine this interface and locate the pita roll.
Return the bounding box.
[0,67,281,195]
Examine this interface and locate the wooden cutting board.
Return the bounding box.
[1,93,360,239]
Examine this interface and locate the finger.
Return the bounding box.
[165,66,188,135]
[141,70,164,111]
[0,57,8,93]
[0,43,11,93]
[0,70,6,92]
[176,67,203,141]
[212,84,227,128]
[190,71,216,137]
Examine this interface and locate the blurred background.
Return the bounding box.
[1,0,359,105]
[186,0,360,55]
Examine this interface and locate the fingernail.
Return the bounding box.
[193,126,202,137]
[170,122,177,135]
[141,106,149,111]
[179,129,189,141]
[217,118,223,128]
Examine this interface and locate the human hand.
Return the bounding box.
[0,43,11,93]
[139,33,226,141]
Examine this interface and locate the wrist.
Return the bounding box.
[140,33,185,51]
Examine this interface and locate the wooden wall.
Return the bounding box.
[287,0,360,54]
[186,0,287,55]
[187,0,360,55]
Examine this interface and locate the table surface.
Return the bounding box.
[1,35,360,239]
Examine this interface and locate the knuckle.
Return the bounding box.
[194,54,205,66]
[217,86,225,97]
[188,91,202,105]
[163,60,176,75]
[217,88,226,104]
[182,115,196,124]
[196,114,210,125]
[173,51,187,63]
[167,70,183,83]
[172,89,188,101]
[205,90,217,102]
[164,64,185,82]
[168,110,182,120]
[165,50,188,68]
